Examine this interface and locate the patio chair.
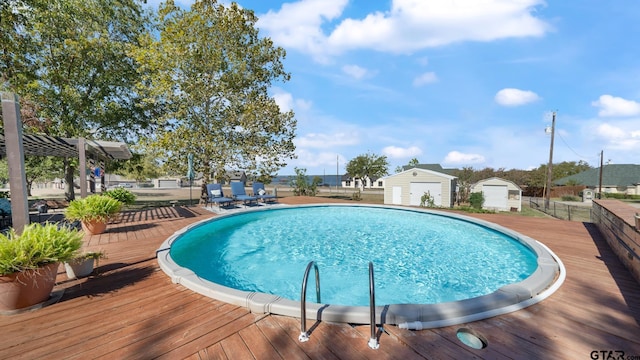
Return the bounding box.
[252,182,277,203]
[230,182,258,206]
[206,184,235,209]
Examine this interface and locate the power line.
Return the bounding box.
[555,131,600,163]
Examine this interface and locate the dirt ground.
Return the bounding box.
[28,185,384,206]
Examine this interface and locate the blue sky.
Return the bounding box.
[152,0,640,176]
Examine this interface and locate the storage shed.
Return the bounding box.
[383,168,457,207]
[470,177,522,212]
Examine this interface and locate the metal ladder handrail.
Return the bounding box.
[368,261,379,349]
[299,261,320,342]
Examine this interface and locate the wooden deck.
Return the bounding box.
[2,197,640,359]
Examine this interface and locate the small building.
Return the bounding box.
[213,170,248,185]
[383,167,457,207]
[341,175,385,190]
[470,177,522,212]
[555,164,640,196]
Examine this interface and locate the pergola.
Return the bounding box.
[1,92,132,231]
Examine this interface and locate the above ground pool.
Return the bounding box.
[157,204,564,327]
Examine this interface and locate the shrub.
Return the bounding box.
[103,187,136,205]
[469,192,485,209]
[561,195,580,201]
[290,167,320,196]
[420,192,435,207]
[65,195,123,223]
[0,223,83,275]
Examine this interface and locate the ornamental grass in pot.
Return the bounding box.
[64,251,106,279]
[0,223,83,311]
[64,195,123,235]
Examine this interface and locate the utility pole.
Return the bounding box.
[544,111,556,210]
[598,150,604,198]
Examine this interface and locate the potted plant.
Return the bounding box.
[0,223,83,311]
[103,187,136,206]
[64,195,122,235]
[64,251,106,279]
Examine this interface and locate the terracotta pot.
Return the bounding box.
[64,258,95,279]
[0,262,59,311]
[81,220,107,235]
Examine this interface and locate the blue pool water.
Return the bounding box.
[170,206,538,306]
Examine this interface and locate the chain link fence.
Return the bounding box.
[528,197,592,222]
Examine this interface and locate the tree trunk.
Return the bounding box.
[64,159,76,201]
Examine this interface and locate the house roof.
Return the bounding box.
[401,163,457,175]
[0,134,132,160]
[555,164,640,187]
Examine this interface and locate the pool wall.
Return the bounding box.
[157,204,564,327]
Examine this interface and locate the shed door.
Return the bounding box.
[410,182,441,206]
[159,179,177,188]
[483,185,508,210]
[392,186,402,205]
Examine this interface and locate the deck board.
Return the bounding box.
[1,198,640,359]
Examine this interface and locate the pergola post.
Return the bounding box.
[78,138,87,198]
[1,92,30,232]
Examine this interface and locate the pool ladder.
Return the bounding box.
[298,261,379,349]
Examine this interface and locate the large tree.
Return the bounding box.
[2,0,154,200]
[345,152,389,190]
[136,0,296,187]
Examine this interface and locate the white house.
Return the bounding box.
[383,168,457,207]
[341,175,385,190]
[470,177,522,212]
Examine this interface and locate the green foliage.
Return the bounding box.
[407,158,420,167]
[561,195,580,201]
[135,0,296,183]
[0,223,83,275]
[107,151,162,182]
[420,191,435,207]
[469,192,485,209]
[345,152,389,189]
[65,195,122,223]
[3,0,155,200]
[0,191,9,199]
[103,187,137,205]
[455,206,496,214]
[290,168,320,196]
[603,193,640,200]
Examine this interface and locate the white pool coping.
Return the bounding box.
[156,204,565,327]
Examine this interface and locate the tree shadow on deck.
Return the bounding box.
[584,222,640,327]
[116,206,200,223]
[57,258,157,302]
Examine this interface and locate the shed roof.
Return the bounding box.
[555,164,640,187]
[385,167,457,180]
[0,134,132,160]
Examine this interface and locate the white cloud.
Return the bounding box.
[272,89,312,112]
[296,132,360,148]
[495,88,541,106]
[257,0,549,61]
[591,95,640,117]
[342,64,369,79]
[293,149,346,169]
[257,0,349,62]
[272,91,294,112]
[596,123,640,150]
[413,72,438,87]
[382,145,422,158]
[443,151,485,164]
